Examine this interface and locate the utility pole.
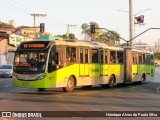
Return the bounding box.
[30,14,47,39]
[30,14,47,27]
[129,0,135,46]
[66,24,76,39]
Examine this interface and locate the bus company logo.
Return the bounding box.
[2,112,11,117]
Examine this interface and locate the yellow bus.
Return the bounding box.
[12,40,155,92]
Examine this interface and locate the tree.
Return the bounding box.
[69,33,76,39]
[99,31,120,46]
[154,52,160,60]
[81,22,121,45]
[0,20,15,29]
[81,22,101,41]
[55,33,76,39]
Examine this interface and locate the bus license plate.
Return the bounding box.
[23,82,29,87]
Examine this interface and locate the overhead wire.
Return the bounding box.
[0,0,82,36]
[2,0,30,14]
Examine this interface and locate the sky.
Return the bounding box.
[0,0,160,46]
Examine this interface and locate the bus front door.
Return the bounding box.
[79,48,89,77]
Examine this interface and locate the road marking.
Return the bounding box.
[140,89,151,92]
[1,99,9,101]
[117,95,125,97]
[90,108,101,111]
[157,86,160,93]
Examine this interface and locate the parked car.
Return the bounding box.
[155,63,160,67]
[0,64,13,78]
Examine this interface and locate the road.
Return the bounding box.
[0,67,160,119]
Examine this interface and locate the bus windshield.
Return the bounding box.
[14,50,47,74]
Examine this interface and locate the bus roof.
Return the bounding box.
[18,39,153,54]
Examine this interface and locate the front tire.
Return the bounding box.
[63,76,75,92]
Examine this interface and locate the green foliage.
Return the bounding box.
[0,21,15,29]
[69,33,76,39]
[81,22,120,46]
[154,52,160,60]
[81,21,100,41]
[55,33,76,39]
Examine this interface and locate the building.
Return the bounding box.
[0,26,40,66]
[0,28,14,66]
[14,26,40,39]
[134,42,153,51]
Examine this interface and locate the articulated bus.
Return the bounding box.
[12,40,155,92]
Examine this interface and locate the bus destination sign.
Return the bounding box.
[22,43,46,49]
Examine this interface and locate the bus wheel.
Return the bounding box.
[63,76,75,92]
[109,75,115,88]
[101,84,109,88]
[82,85,92,89]
[140,74,145,84]
[38,88,45,91]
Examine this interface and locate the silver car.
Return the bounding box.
[0,64,13,78]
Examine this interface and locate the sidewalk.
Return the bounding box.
[152,67,160,83]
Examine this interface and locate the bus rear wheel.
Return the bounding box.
[63,76,75,92]
[38,88,45,91]
[109,75,115,88]
[140,74,145,84]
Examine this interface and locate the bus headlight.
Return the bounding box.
[36,73,46,80]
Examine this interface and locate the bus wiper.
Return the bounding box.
[29,61,41,70]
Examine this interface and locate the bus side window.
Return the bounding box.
[110,51,116,64]
[48,52,56,73]
[66,47,76,63]
[91,49,98,63]
[145,54,150,65]
[80,48,83,63]
[85,49,89,63]
[117,51,123,64]
[104,51,108,64]
[132,53,137,64]
[100,50,103,63]
[151,55,154,65]
[138,53,142,64]
[58,52,63,65]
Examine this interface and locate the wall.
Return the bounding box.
[0,39,7,66]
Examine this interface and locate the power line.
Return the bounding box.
[11,0,34,13]
[0,0,27,15]
[2,0,30,14]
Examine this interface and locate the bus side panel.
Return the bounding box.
[89,64,101,85]
[108,64,124,84]
[137,64,145,81]
[132,64,139,81]
[101,64,109,83]
[50,64,79,88]
[145,65,151,81]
